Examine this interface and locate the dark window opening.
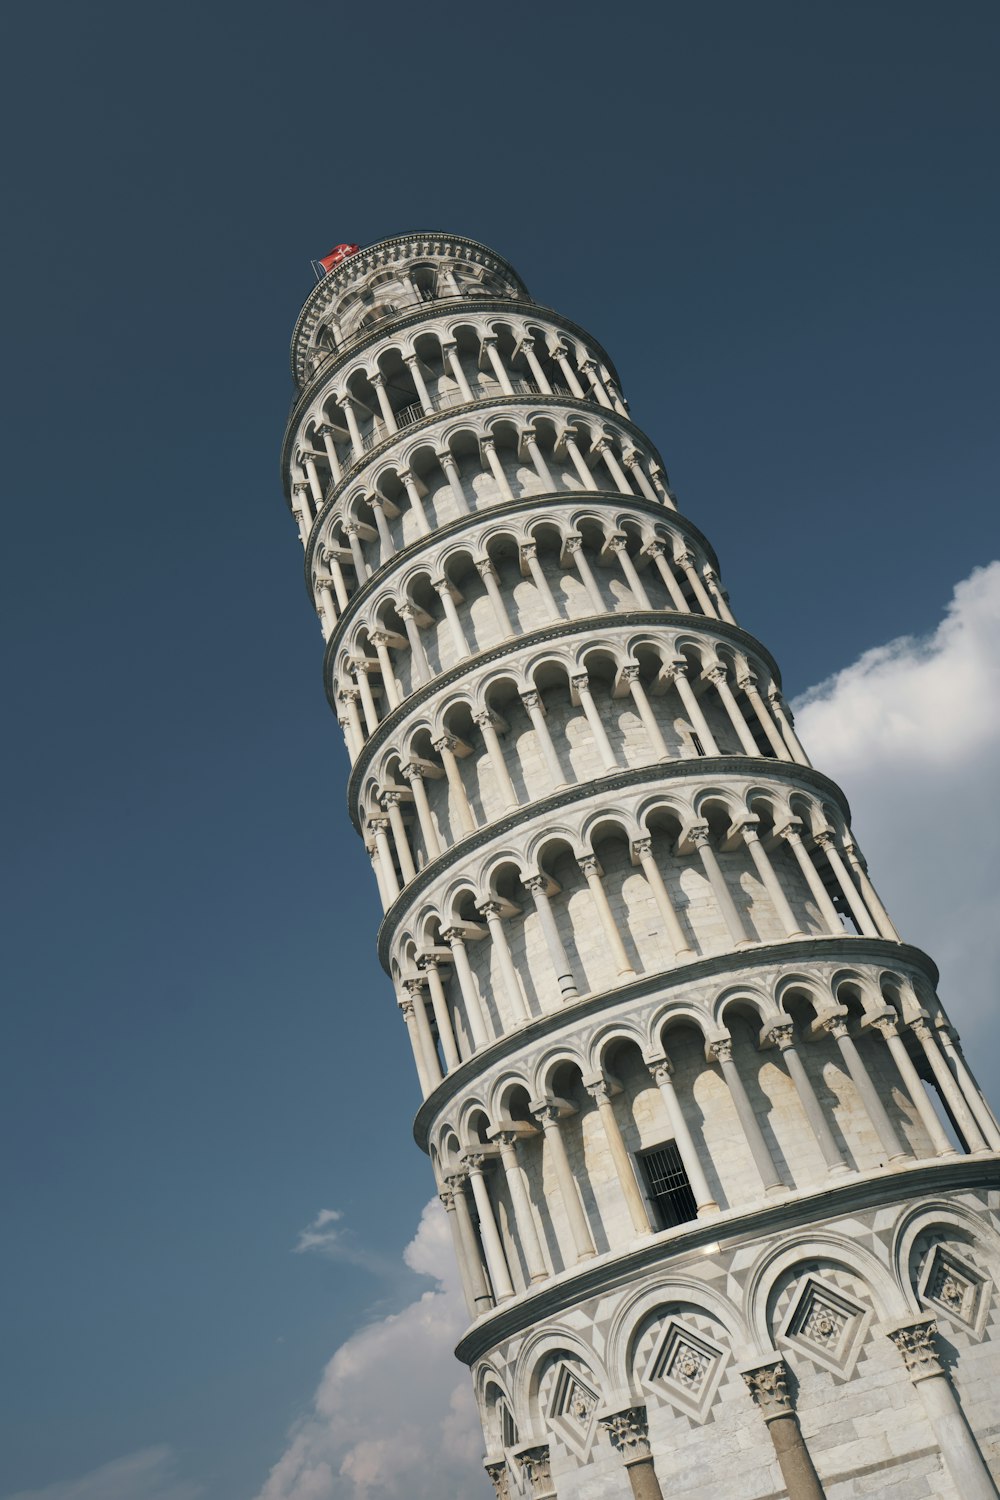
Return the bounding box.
[637,1141,697,1228]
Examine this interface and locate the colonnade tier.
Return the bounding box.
[338,614,801,831]
[295,396,674,586]
[280,235,1000,1500]
[369,760,900,1012]
[414,946,1000,1317]
[313,492,725,657]
[289,233,534,388]
[285,298,628,500]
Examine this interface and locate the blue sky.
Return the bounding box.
[2,4,998,1498]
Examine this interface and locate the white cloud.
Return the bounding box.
[1,1447,201,1500]
[256,1201,482,1500]
[294,1209,346,1257]
[257,561,1000,1500]
[794,560,1000,1100]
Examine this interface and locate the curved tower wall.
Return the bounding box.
[281,234,1000,1500]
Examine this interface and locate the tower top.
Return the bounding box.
[289,231,529,388]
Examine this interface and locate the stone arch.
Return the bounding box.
[744,1231,908,1353]
[606,1276,753,1402]
[512,1328,610,1438]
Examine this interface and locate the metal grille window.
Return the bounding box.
[637,1141,698,1229]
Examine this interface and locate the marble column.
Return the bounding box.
[440,926,492,1049]
[935,1024,1000,1149]
[867,1015,956,1158]
[478,901,530,1023]
[670,664,720,756]
[599,1406,664,1500]
[777,822,843,935]
[525,875,579,999]
[516,1444,556,1499]
[586,1079,655,1235]
[621,666,669,759]
[688,827,753,948]
[886,1317,999,1500]
[493,1129,548,1283]
[521,542,561,621]
[579,855,634,977]
[475,709,519,810]
[769,1023,849,1175]
[434,733,477,836]
[709,1037,785,1194]
[647,1058,719,1215]
[571,673,619,771]
[522,691,569,789]
[819,1016,910,1162]
[632,837,694,961]
[447,1173,493,1313]
[564,535,605,611]
[532,1103,596,1261]
[465,1153,514,1302]
[741,1358,826,1500]
[477,557,515,636]
[910,1019,988,1153]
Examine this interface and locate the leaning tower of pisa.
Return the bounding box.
[280,234,1000,1500]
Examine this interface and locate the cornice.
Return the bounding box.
[452,1155,998,1365]
[315,490,720,642]
[376,757,856,970]
[283,297,624,477]
[343,612,784,825]
[290,233,531,384]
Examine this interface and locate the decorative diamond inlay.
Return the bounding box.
[918,1246,991,1336]
[642,1317,728,1421]
[778,1275,871,1378]
[548,1363,600,1460]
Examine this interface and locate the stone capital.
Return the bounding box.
[769,1021,796,1051]
[598,1404,651,1465]
[870,1014,900,1041]
[647,1056,674,1085]
[820,1014,849,1040]
[741,1357,793,1421]
[514,1443,552,1493]
[885,1316,943,1380]
[437,1184,457,1213]
[484,1459,511,1499]
[709,1036,734,1065]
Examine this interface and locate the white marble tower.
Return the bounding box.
[280,234,1000,1500]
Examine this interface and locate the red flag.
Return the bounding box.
[318,244,360,274]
